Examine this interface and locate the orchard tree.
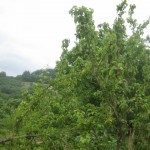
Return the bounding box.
[56,0,150,149]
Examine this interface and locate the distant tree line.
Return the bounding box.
[16,69,55,82]
[0,69,55,100]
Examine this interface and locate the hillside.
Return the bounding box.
[0,68,55,100]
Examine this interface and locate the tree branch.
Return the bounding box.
[0,135,36,144]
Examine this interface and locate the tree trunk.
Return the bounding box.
[128,129,134,150]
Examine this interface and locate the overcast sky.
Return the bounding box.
[0,0,150,76]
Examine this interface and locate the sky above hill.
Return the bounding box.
[0,0,150,76]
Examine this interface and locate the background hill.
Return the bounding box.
[0,68,55,100]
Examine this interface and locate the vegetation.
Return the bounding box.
[0,69,55,100]
[0,69,55,139]
[0,1,150,149]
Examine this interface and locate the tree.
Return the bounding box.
[1,1,149,149]
[21,71,31,82]
[57,2,150,148]
[0,71,6,77]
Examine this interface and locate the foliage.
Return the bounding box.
[1,1,150,149]
[0,76,22,100]
[0,69,55,100]
[0,71,6,77]
[16,69,55,82]
[0,69,55,142]
[0,98,21,138]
